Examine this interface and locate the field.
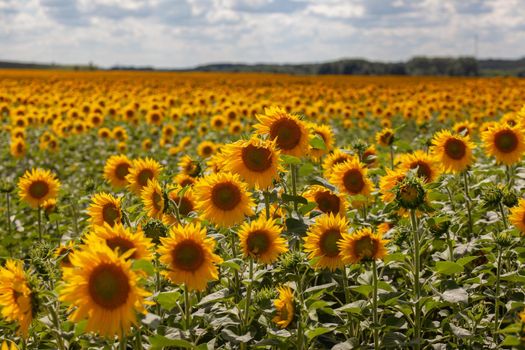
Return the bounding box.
[2,70,525,349]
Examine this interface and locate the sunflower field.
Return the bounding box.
[2,70,525,349]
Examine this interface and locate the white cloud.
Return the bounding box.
[0,0,523,67]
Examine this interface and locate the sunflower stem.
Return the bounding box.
[445,229,454,261]
[6,192,12,237]
[184,284,192,331]
[47,303,66,350]
[243,259,254,336]
[291,164,299,213]
[296,267,305,350]
[263,191,271,219]
[462,171,473,240]
[37,205,42,241]
[372,259,379,350]
[505,164,513,188]
[389,144,394,169]
[498,202,509,230]
[119,331,127,350]
[410,209,421,350]
[341,266,350,305]
[494,247,503,344]
[230,231,241,302]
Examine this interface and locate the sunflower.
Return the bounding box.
[238,216,288,264]
[272,286,294,328]
[9,138,26,158]
[322,149,354,178]
[398,150,441,183]
[55,241,76,269]
[173,173,197,188]
[158,222,223,291]
[18,168,60,208]
[59,242,150,338]
[168,186,197,217]
[509,198,525,234]
[304,213,349,271]
[112,126,128,141]
[453,121,476,136]
[211,115,227,130]
[379,168,406,203]
[0,260,33,337]
[178,155,201,177]
[430,130,475,173]
[141,179,164,220]
[194,172,254,227]
[254,106,310,157]
[87,192,122,228]
[197,141,216,158]
[84,223,153,261]
[303,185,346,216]
[375,128,395,147]
[481,123,525,165]
[103,154,132,189]
[361,145,378,168]
[126,158,162,195]
[339,227,389,264]
[309,123,334,160]
[222,137,281,189]
[330,156,373,199]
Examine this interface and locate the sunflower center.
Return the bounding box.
[172,240,205,271]
[28,180,50,199]
[342,169,365,194]
[115,163,130,180]
[269,118,302,150]
[202,146,213,156]
[319,229,342,257]
[106,237,136,258]
[102,203,120,226]
[137,169,154,187]
[211,182,242,211]
[444,138,466,160]
[246,229,271,255]
[241,144,273,172]
[411,161,432,182]
[174,197,194,216]
[381,132,393,145]
[88,264,130,309]
[354,236,376,259]
[494,130,519,153]
[315,192,341,214]
[153,192,163,211]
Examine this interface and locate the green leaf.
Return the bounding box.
[456,256,478,266]
[149,335,196,350]
[337,300,367,314]
[221,259,241,271]
[197,288,229,306]
[281,155,301,165]
[306,327,334,340]
[281,193,308,205]
[310,135,326,150]
[442,288,468,304]
[299,202,317,215]
[132,259,155,276]
[501,335,521,346]
[156,291,181,311]
[299,163,315,177]
[350,285,373,297]
[433,261,464,275]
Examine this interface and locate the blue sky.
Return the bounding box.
[0,0,523,68]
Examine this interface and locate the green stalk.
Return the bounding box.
[119,331,127,350]
[342,266,350,305]
[389,145,394,169]
[184,284,192,330]
[498,202,508,230]
[243,259,254,327]
[372,259,379,350]
[47,303,66,350]
[296,268,305,350]
[291,164,299,213]
[445,229,454,261]
[230,231,241,302]
[505,164,513,188]
[494,248,503,343]
[37,206,42,241]
[6,192,11,237]
[410,209,421,350]
[462,171,473,240]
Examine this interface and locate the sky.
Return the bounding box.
[0,0,523,68]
